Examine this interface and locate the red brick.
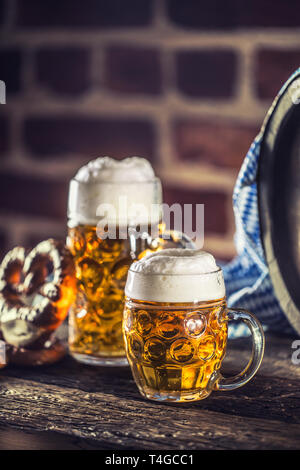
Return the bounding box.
[176,50,237,98]
[23,116,155,161]
[0,227,67,260]
[163,185,228,235]
[167,0,300,29]
[173,119,258,169]
[0,115,9,156]
[0,228,7,261]
[256,49,300,100]
[105,46,162,95]
[0,172,68,220]
[16,0,153,28]
[215,253,235,264]
[25,228,67,251]
[36,48,91,96]
[0,0,4,25]
[0,49,22,94]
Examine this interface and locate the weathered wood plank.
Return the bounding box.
[2,335,300,424]
[0,426,101,450]
[0,334,299,449]
[0,372,299,449]
[0,376,300,449]
[1,360,300,425]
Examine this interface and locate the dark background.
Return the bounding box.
[0,0,300,261]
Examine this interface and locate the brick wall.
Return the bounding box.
[0,0,300,262]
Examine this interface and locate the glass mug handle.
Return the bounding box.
[151,228,196,250]
[128,227,196,255]
[214,308,265,391]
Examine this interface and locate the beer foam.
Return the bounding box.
[125,249,226,302]
[75,156,155,183]
[68,156,162,226]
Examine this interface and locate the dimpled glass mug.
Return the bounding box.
[123,249,265,402]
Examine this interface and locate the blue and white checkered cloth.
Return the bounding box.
[223,69,300,338]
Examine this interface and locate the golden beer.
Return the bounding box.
[123,298,228,401]
[68,225,129,360]
[67,224,161,363]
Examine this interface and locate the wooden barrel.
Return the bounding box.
[258,70,300,335]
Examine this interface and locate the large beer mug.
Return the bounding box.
[67,157,193,366]
[123,249,265,402]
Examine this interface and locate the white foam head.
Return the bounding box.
[125,248,226,303]
[68,156,162,226]
[75,156,155,183]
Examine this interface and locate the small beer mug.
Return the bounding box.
[123,249,265,402]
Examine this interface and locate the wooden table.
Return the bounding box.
[0,333,299,450]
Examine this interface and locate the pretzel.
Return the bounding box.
[0,239,76,366]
